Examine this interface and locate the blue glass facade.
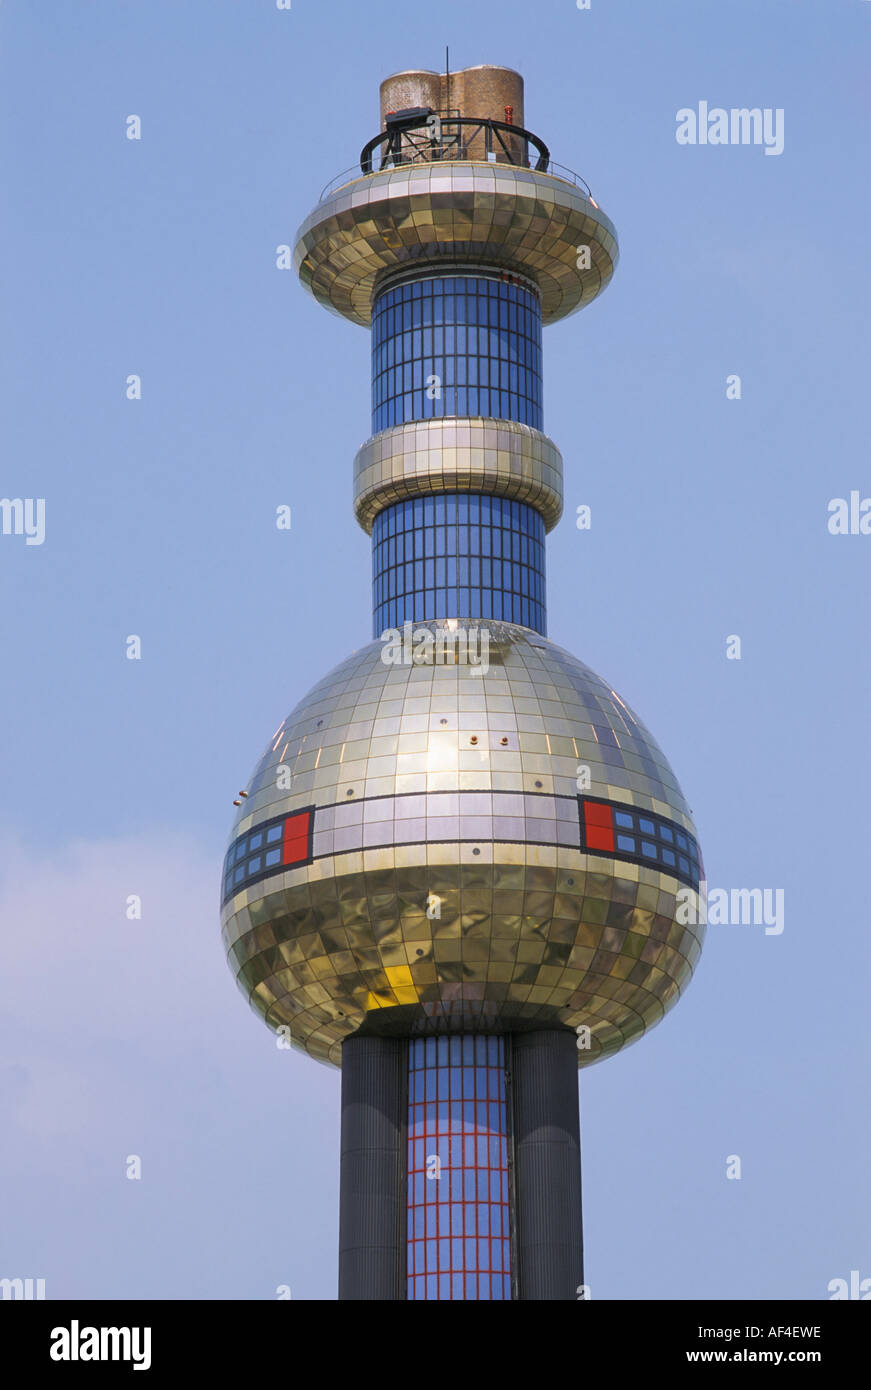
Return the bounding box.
[407,1035,511,1301]
[372,493,546,636]
[372,273,543,433]
[579,796,703,889]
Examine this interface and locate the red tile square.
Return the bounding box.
[282,811,311,865]
[583,801,613,829]
[585,823,614,853]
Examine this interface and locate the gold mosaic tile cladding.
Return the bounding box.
[294,164,619,327]
[221,621,704,1070]
[354,419,563,534]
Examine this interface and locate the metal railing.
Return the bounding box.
[361,114,551,174]
[318,156,595,205]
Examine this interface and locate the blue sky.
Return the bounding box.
[1,0,868,1299]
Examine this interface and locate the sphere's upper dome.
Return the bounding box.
[221,621,704,1068]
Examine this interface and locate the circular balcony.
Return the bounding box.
[294,156,618,328]
[353,419,564,535]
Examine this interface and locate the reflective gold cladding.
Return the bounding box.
[294,164,618,327]
[354,419,563,534]
[220,622,703,1070]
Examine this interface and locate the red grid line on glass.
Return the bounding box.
[406,1035,511,1301]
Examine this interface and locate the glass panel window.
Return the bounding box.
[372,493,546,638]
[372,273,543,432]
[407,1036,511,1301]
[578,797,702,890]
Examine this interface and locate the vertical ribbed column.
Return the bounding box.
[338,1036,406,1300]
[512,1030,583,1300]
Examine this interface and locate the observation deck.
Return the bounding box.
[293,112,619,327]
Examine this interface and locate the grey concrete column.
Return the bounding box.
[338,1035,406,1300]
[512,1029,583,1300]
